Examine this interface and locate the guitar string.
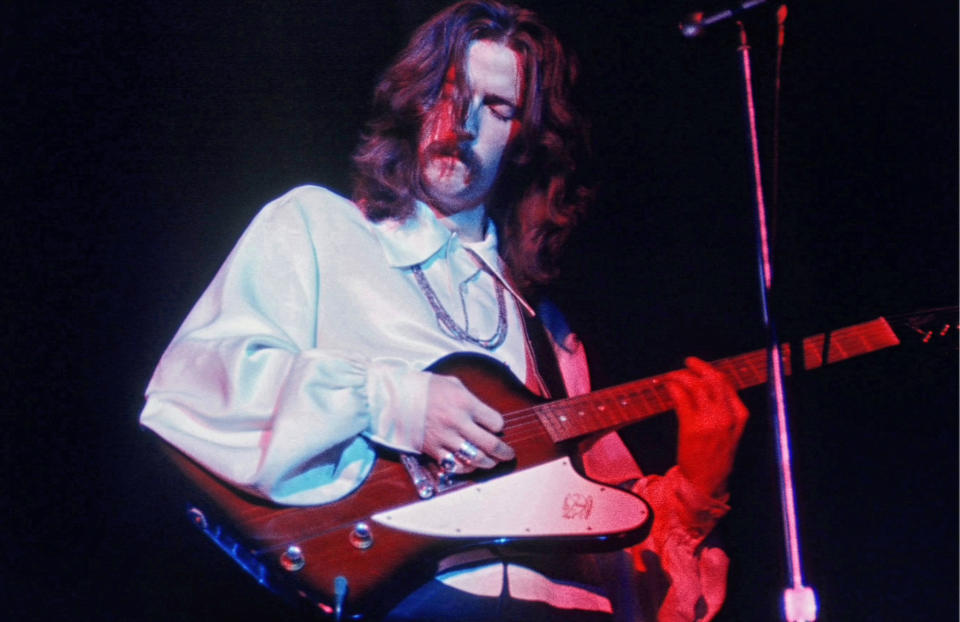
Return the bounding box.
[500,322,887,443]
[502,382,673,429]
[358,326,888,487]
[502,395,650,444]
[564,326,883,419]
[506,400,646,443]
[408,323,888,462]
[501,385,670,440]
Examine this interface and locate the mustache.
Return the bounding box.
[423,140,482,176]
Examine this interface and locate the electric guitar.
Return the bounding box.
[154,308,956,620]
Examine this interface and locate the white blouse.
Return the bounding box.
[141,185,532,505]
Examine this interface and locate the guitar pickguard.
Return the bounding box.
[372,457,649,539]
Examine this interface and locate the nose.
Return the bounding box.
[459,99,480,141]
[431,94,477,145]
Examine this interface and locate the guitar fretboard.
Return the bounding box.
[534,317,901,443]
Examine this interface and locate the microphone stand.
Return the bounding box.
[733,19,818,622]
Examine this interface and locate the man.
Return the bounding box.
[140,1,748,620]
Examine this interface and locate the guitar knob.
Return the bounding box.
[280,545,305,572]
[349,522,374,550]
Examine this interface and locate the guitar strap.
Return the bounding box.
[521,304,568,400]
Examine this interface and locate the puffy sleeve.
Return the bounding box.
[140,189,430,506]
[629,468,730,621]
[578,433,729,621]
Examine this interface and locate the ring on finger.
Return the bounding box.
[455,440,480,465]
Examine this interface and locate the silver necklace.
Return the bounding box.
[411,263,508,350]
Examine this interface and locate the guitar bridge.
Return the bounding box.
[400,454,465,498]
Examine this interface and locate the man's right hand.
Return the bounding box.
[421,373,516,472]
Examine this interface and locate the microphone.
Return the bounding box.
[679,0,771,38]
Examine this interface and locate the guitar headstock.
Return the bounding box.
[887,307,959,351]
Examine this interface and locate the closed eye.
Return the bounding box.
[484,96,518,121]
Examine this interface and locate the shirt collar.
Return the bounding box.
[370,201,536,316]
[372,200,500,268]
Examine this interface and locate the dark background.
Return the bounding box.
[4,0,957,619]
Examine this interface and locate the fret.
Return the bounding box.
[716,351,763,390]
[726,360,752,388]
[551,400,577,437]
[620,390,643,419]
[654,379,673,412]
[802,334,825,370]
[853,328,879,359]
[638,384,664,415]
[832,335,849,362]
[535,403,564,442]
[597,387,642,425]
[592,394,617,429]
[611,390,637,425]
[566,401,588,438]
[570,397,599,438]
[609,391,632,425]
[610,390,642,422]
[616,392,632,408]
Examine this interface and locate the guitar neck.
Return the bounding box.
[534,316,901,443]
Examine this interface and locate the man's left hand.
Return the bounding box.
[664,357,749,499]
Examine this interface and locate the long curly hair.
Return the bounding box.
[351,0,592,290]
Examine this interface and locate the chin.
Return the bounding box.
[424,182,471,209]
[426,195,472,215]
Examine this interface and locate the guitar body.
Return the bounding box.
[160,352,652,620]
